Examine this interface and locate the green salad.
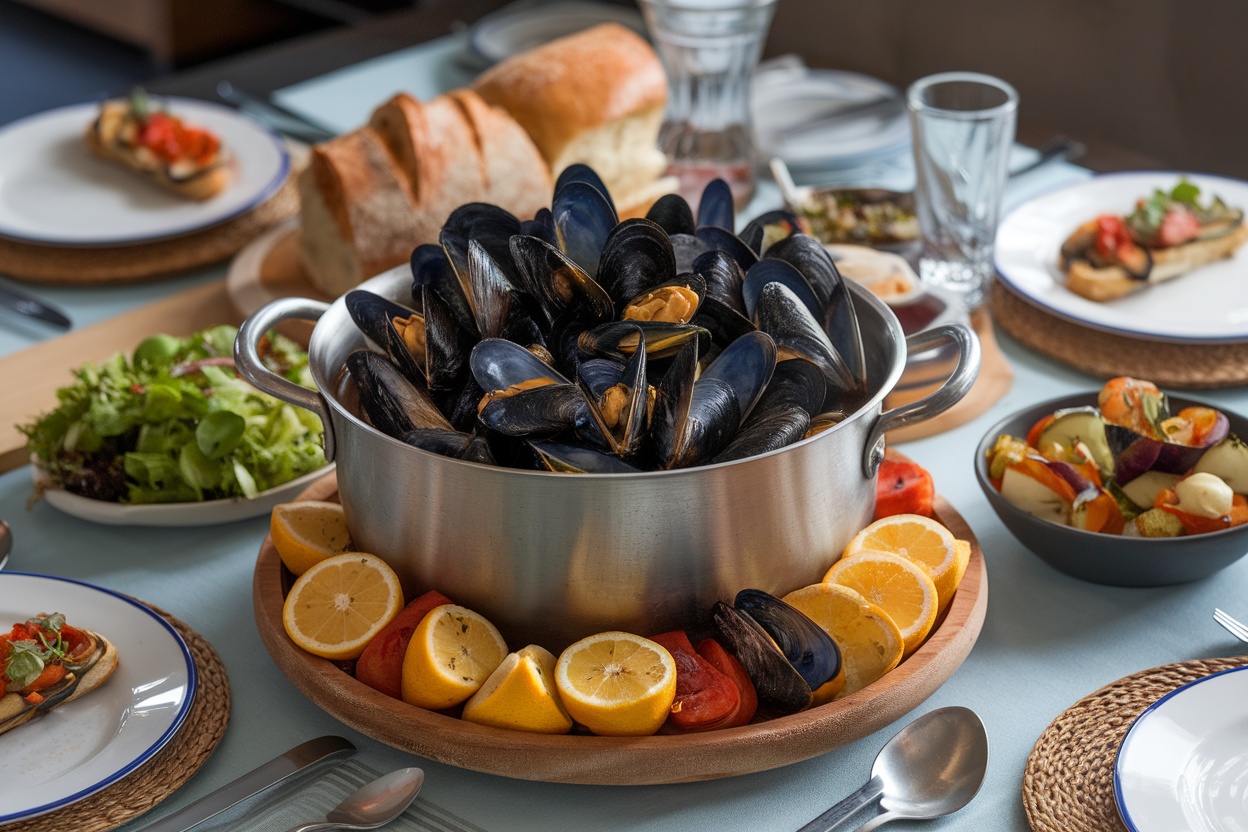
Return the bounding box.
[21,326,326,504]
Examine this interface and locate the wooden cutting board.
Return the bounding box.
[0,279,242,474]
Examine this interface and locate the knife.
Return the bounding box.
[0,283,71,330]
[137,735,355,832]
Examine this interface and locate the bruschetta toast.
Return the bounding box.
[1059,179,1247,302]
[85,90,233,200]
[0,613,119,736]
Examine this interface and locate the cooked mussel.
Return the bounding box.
[711,601,812,714]
[347,349,452,437]
[734,588,842,692]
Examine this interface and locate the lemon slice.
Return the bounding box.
[282,552,403,660]
[555,632,676,736]
[462,644,573,734]
[824,551,938,657]
[271,501,353,576]
[843,514,961,612]
[782,582,904,698]
[401,604,508,710]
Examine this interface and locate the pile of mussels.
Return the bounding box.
[340,166,870,473]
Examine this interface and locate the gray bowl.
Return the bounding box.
[974,392,1248,587]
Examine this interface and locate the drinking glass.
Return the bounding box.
[907,72,1018,308]
[639,0,779,209]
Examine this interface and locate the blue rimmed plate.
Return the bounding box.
[1115,665,1248,831]
[0,573,196,824]
[995,171,1248,344]
[0,97,288,246]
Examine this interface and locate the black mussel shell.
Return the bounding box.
[754,281,854,399]
[596,218,678,314]
[553,180,619,278]
[580,331,648,459]
[739,209,804,256]
[711,601,812,714]
[693,249,747,314]
[696,178,734,232]
[519,207,559,248]
[345,290,426,386]
[477,383,588,438]
[695,226,758,274]
[530,440,642,473]
[421,286,473,393]
[510,234,614,329]
[412,243,476,337]
[577,320,710,362]
[400,428,495,465]
[669,232,711,275]
[347,349,452,437]
[555,163,616,214]
[754,358,826,418]
[734,588,842,691]
[712,405,810,464]
[742,258,822,322]
[646,193,697,237]
[621,273,706,325]
[470,337,572,393]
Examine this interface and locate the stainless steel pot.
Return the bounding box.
[237,266,980,649]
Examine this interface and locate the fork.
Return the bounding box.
[1213,608,1248,643]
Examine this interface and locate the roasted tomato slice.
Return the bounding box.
[874,459,935,520]
[649,630,739,732]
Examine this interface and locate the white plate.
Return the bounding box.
[752,69,910,171]
[0,573,195,824]
[36,464,334,527]
[995,171,1248,344]
[1115,665,1248,832]
[0,97,288,245]
[468,1,647,65]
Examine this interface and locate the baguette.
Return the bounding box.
[0,615,119,736]
[473,23,673,216]
[85,96,232,201]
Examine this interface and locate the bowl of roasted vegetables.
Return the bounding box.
[974,377,1248,586]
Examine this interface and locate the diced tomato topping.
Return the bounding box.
[23,691,43,705]
[21,663,67,694]
[1156,209,1201,248]
[139,112,220,165]
[1095,214,1136,257]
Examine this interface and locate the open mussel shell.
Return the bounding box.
[579,332,649,459]
[345,290,426,385]
[470,337,572,393]
[734,588,843,691]
[753,281,854,405]
[742,258,823,322]
[739,209,804,256]
[577,320,710,362]
[411,243,476,337]
[466,239,545,345]
[347,349,452,437]
[510,234,614,329]
[419,286,474,393]
[621,274,706,325]
[478,383,588,438]
[711,601,812,714]
[646,193,696,237]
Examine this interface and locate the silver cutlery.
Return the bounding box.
[796,706,989,832]
[216,81,338,144]
[284,767,424,832]
[773,96,905,142]
[0,283,71,330]
[1213,608,1248,643]
[1006,137,1085,178]
[138,736,355,832]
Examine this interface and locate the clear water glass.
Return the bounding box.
[639,0,779,208]
[907,72,1018,308]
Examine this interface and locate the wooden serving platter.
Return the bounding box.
[252,473,988,785]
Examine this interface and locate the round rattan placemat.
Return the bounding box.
[1022,652,1248,832]
[6,604,231,832]
[989,280,1248,389]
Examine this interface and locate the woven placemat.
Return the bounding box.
[7,604,231,832]
[1022,652,1248,832]
[989,280,1248,389]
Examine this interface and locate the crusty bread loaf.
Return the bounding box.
[299,92,551,297]
[473,23,673,215]
[297,126,430,297]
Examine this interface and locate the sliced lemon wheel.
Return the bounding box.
[782,582,904,697]
[282,552,403,660]
[401,604,508,710]
[462,644,573,734]
[271,501,353,576]
[555,632,676,737]
[844,514,961,612]
[824,551,938,657]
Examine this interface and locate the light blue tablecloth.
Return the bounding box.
[3,30,1247,832]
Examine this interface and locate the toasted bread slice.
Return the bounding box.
[1065,223,1248,301]
[0,632,118,736]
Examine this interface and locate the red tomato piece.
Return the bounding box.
[355,590,453,699]
[649,630,739,732]
[694,637,757,728]
[1095,214,1134,256]
[21,663,67,694]
[1157,209,1200,248]
[874,459,935,520]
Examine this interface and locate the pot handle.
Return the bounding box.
[861,322,981,478]
[234,297,337,462]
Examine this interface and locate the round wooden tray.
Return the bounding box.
[252,474,988,785]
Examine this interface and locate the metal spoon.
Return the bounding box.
[797,706,989,832]
[284,767,425,832]
[0,520,11,570]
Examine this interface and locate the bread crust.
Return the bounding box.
[1064,222,1248,301]
[85,101,232,201]
[472,23,668,170]
[448,89,553,221]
